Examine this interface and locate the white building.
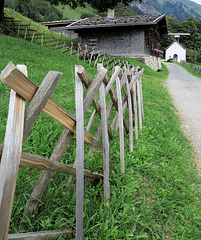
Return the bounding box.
[165,40,186,62]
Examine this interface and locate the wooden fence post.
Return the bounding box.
[132,77,138,139]
[41,25,44,45]
[75,65,84,240]
[140,76,144,120]
[137,77,142,130]
[24,24,28,40]
[31,29,35,43]
[126,78,133,152]
[116,73,124,173]
[17,20,21,36]
[0,64,27,240]
[98,63,110,206]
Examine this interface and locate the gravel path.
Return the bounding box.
[164,63,201,174]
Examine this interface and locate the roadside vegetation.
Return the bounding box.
[177,62,201,79]
[1,32,201,239]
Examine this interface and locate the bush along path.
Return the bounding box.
[0,33,201,239]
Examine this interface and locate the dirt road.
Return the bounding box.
[164,63,201,174]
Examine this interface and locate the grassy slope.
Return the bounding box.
[56,3,101,19]
[0,34,201,239]
[4,8,77,45]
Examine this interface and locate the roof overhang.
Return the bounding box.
[67,14,168,34]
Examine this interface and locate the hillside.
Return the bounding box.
[147,0,201,22]
[1,30,201,238]
[4,0,136,22]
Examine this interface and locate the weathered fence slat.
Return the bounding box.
[0,65,26,240]
[0,145,102,180]
[132,79,138,139]
[116,76,125,173]
[99,83,110,206]
[23,65,110,216]
[140,76,144,120]
[7,230,70,240]
[137,77,142,130]
[0,63,104,153]
[23,71,63,142]
[126,78,133,152]
[98,63,110,205]
[77,66,114,139]
[75,66,84,240]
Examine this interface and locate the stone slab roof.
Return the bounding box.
[41,20,75,27]
[67,14,166,30]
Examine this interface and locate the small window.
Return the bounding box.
[89,38,98,48]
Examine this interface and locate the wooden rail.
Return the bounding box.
[0,61,144,239]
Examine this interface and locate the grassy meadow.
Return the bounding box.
[0,33,201,239]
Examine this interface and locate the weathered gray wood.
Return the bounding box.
[83,45,87,61]
[140,76,144,120]
[0,145,103,180]
[86,109,96,132]
[132,79,138,139]
[23,65,110,216]
[75,66,84,240]
[17,21,21,36]
[24,129,74,216]
[77,66,114,139]
[23,71,63,142]
[94,52,101,67]
[111,112,118,131]
[137,77,142,130]
[0,65,26,240]
[105,66,121,95]
[24,25,28,40]
[116,76,124,173]
[89,49,94,65]
[126,79,133,152]
[31,29,35,43]
[7,230,70,240]
[0,62,104,153]
[104,70,129,134]
[99,83,110,206]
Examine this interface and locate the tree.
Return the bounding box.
[0,0,5,21]
[0,0,142,22]
[49,0,141,13]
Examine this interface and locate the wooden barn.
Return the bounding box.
[67,14,167,57]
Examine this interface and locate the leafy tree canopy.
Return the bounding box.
[49,0,141,13]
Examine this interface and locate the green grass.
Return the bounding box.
[4,8,77,45]
[56,3,101,20]
[1,33,201,239]
[177,62,201,80]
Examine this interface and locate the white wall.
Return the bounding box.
[165,42,186,62]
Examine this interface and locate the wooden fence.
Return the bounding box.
[180,60,201,75]
[0,61,144,239]
[2,14,131,72]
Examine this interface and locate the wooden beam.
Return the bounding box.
[22,65,111,216]
[0,65,26,240]
[104,68,129,134]
[77,66,114,140]
[0,145,103,180]
[0,62,105,153]
[75,66,84,240]
[23,71,63,142]
[116,75,124,173]
[7,230,70,240]
[99,83,110,206]
[126,79,133,152]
